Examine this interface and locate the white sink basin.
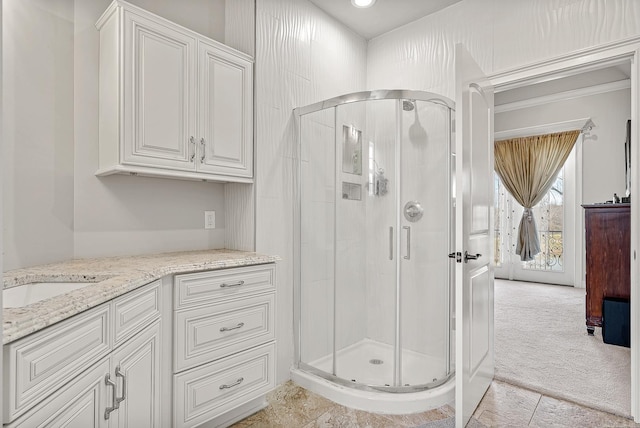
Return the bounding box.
[3,282,96,308]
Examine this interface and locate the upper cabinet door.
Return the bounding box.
[197,41,254,178]
[122,10,197,170]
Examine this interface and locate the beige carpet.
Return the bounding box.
[494,279,631,417]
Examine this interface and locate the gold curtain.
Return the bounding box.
[494,130,580,261]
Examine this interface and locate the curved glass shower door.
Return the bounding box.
[398,99,453,387]
[296,91,453,391]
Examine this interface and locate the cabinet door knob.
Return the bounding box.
[200,138,206,163]
[190,136,196,162]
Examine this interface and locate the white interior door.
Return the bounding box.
[454,44,495,428]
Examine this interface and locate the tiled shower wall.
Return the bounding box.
[255,0,367,383]
[367,0,640,97]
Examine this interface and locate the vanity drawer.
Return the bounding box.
[173,342,275,428]
[3,304,111,423]
[174,292,275,372]
[174,264,275,309]
[112,279,161,348]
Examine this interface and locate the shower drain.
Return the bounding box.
[369,358,384,365]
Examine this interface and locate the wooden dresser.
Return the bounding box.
[583,203,630,335]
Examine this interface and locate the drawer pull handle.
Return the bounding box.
[220,280,245,288]
[219,377,244,390]
[220,322,245,332]
[105,373,119,420]
[115,366,126,406]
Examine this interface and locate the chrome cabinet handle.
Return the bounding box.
[219,377,244,390]
[220,322,245,332]
[403,226,411,260]
[464,251,482,263]
[104,373,118,420]
[389,227,394,260]
[115,366,126,406]
[189,136,196,162]
[220,280,245,288]
[200,138,206,163]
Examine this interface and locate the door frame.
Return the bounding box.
[488,36,640,421]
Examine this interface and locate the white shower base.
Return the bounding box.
[291,339,455,414]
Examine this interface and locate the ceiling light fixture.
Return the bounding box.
[351,0,376,8]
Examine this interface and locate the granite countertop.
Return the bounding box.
[3,249,279,344]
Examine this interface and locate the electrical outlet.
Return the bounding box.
[204,211,216,229]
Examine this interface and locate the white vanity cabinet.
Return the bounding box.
[3,279,165,428]
[3,260,277,428]
[96,0,254,183]
[173,264,277,428]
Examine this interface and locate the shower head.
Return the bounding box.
[406,100,428,144]
[402,100,415,111]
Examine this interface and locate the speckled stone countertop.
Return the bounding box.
[3,249,279,344]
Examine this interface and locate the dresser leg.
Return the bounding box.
[587,326,595,335]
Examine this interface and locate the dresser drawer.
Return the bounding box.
[3,305,111,423]
[112,279,161,348]
[174,292,275,372]
[173,342,275,428]
[174,264,275,309]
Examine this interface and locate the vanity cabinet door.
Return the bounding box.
[121,9,197,171]
[5,358,110,428]
[197,40,253,178]
[109,320,162,428]
[3,305,111,423]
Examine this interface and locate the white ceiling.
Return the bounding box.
[307,0,464,39]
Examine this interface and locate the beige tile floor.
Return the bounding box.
[231,380,640,427]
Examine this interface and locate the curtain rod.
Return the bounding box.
[494,118,595,140]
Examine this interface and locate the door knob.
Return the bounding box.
[464,251,482,263]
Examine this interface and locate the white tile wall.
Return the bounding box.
[224,183,255,251]
[368,0,640,97]
[256,0,367,383]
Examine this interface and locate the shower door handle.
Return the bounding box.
[403,226,411,260]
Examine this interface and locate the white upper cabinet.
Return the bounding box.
[96,0,254,183]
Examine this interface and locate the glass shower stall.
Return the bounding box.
[294,90,456,396]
